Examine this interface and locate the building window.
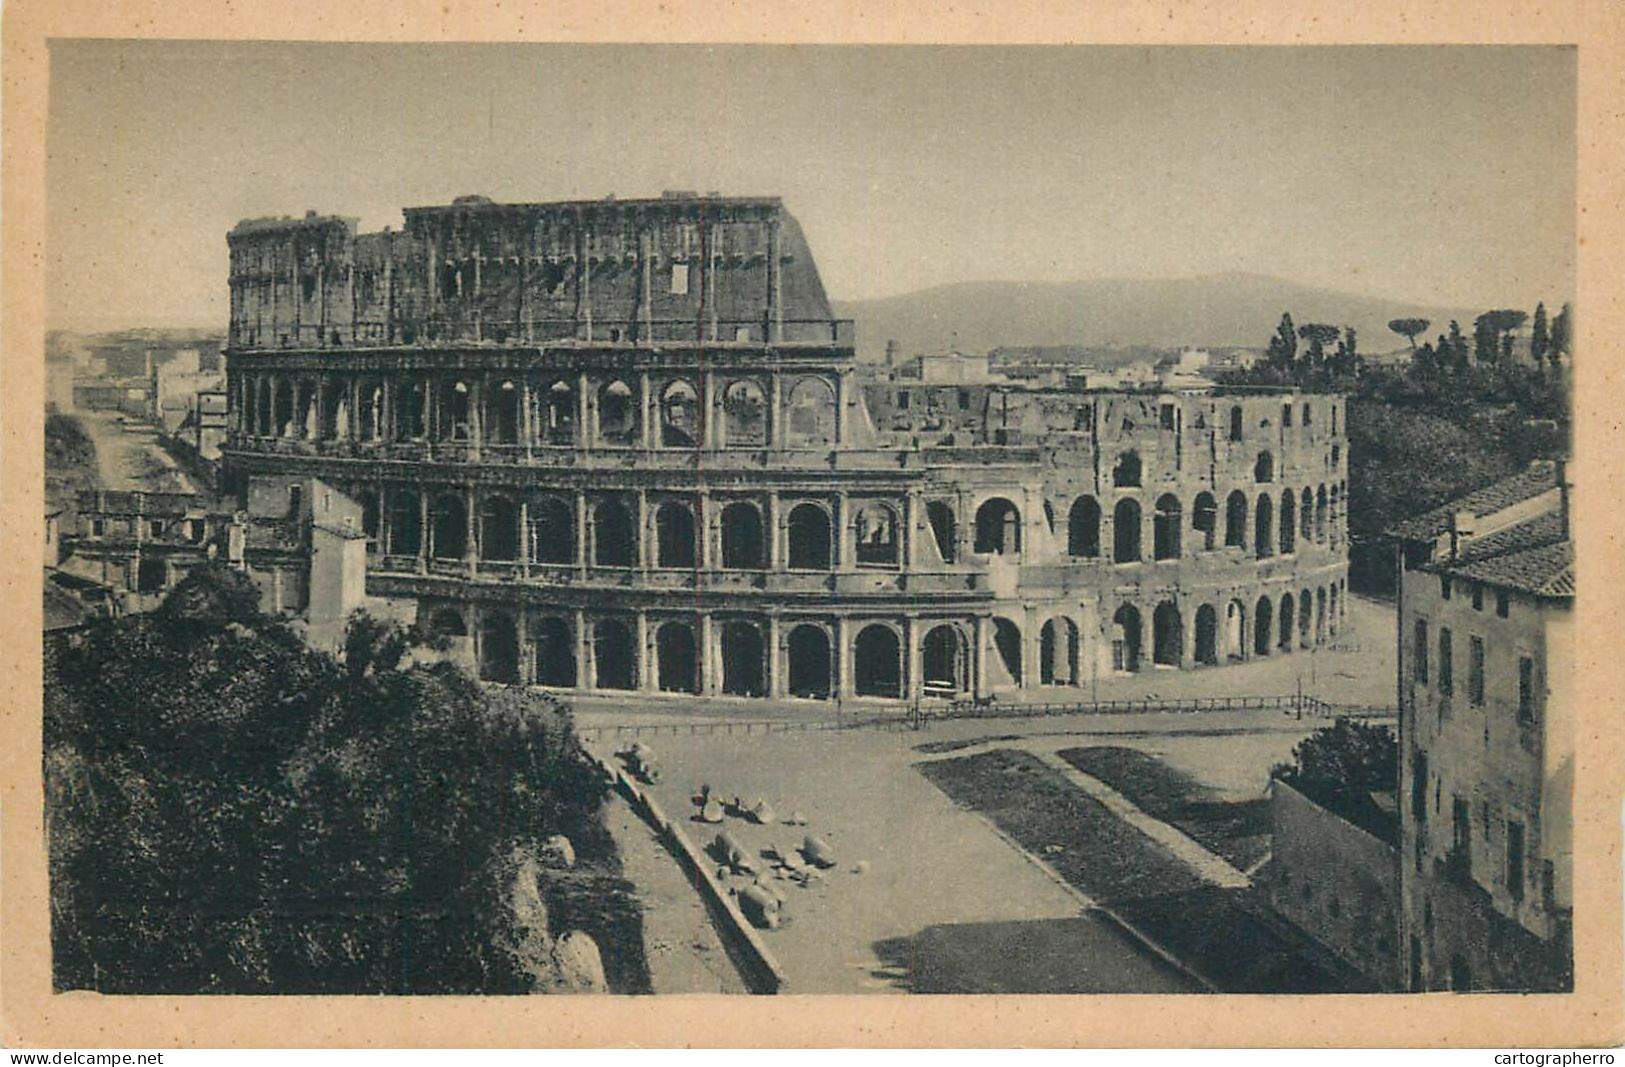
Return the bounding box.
[1472,583,1484,611]
[1282,403,1293,427]
[958,390,970,411]
[1468,635,1486,707]
[1414,619,1429,683]
[1439,628,1454,695]
[1506,820,1526,902]
[91,519,105,537]
[1440,575,1451,600]
[1229,405,1244,441]
[670,263,689,295]
[149,520,164,538]
[1518,656,1536,723]
[1159,403,1175,430]
[1496,591,1510,618]
[897,391,910,410]
[1303,402,1312,426]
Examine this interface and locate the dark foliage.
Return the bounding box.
[1271,718,1398,842]
[47,572,617,994]
[45,413,99,514]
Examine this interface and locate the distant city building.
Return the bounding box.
[1391,460,1573,992]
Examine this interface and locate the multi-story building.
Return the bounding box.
[215,192,1349,702]
[1392,460,1573,991]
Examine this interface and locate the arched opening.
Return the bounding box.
[592,619,635,690]
[1195,604,1219,666]
[721,501,766,569]
[297,381,318,439]
[1039,618,1079,685]
[593,497,635,567]
[786,625,832,699]
[357,381,382,441]
[1316,587,1327,644]
[1153,601,1183,667]
[480,496,519,562]
[528,497,574,564]
[532,616,576,687]
[487,380,520,444]
[785,377,837,447]
[722,379,768,447]
[597,380,638,445]
[1114,498,1142,563]
[275,380,296,437]
[1278,593,1296,653]
[1225,490,1248,548]
[1068,496,1101,558]
[1330,485,1341,541]
[255,379,273,435]
[395,379,427,440]
[1153,494,1183,560]
[387,490,421,556]
[1316,486,1328,543]
[1254,596,1273,656]
[428,606,467,638]
[854,624,902,698]
[1329,584,1340,635]
[974,498,1022,556]
[1114,451,1142,487]
[854,501,900,566]
[1225,599,1247,661]
[1112,605,1142,673]
[137,556,168,594]
[322,387,347,440]
[1193,492,1217,551]
[1299,589,1313,647]
[430,493,467,560]
[479,610,521,684]
[1229,404,1244,441]
[659,380,700,447]
[1254,451,1274,484]
[927,501,957,564]
[1255,493,1274,559]
[544,380,575,445]
[721,621,766,696]
[656,621,699,694]
[1280,490,1297,553]
[786,503,832,570]
[655,501,697,568]
[921,625,967,695]
[361,492,379,547]
[1300,487,1314,542]
[992,617,1023,685]
[438,379,473,441]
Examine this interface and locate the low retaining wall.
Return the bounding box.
[595,756,788,995]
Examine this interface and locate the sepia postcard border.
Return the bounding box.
[2,0,1621,1048]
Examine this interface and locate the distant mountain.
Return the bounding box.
[831,272,1483,363]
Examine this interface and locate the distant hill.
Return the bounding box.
[831,272,1481,362]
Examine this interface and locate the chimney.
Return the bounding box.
[1449,509,1476,562]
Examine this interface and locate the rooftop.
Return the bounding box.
[1388,460,1561,541]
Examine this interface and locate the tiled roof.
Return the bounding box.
[1388,461,1559,540]
[44,580,92,631]
[1428,511,1574,599]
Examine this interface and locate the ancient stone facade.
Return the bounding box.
[220,193,1349,703]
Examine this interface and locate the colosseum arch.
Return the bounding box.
[1225,599,1247,661]
[1225,490,1248,549]
[854,501,900,566]
[1229,404,1245,441]
[1194,604,1219,666]
[1068,495,1101,558]
[1278,593,1296,652]
[543,380,575,444]
[527,496,574,565]
[1153,494,1183,560]
[479,609,521,684]
[787,502,832,570]
[721,620,767,696]
[1316,486,1328,543]
[1300,487,1314,542]
[593,618,636,690]
[1254,595,1273,656]
[974,498,1021,556]
[659,379,700,447]
[395,379,428,440]
[854,624,903,698]
[656,620,700,694]
[321,386,348,440]
[1316,587,1328,644]
[1254,451,1275,484]
[387,489,421,556]
[927,501,958,563]
[1112,605,1142,673]
[531,616,575,687]
[487,380,521,445]
[357,380,383,441]
[723,379,768,447]
[1255,493,1274,558]
[592,497,636,567]
[784,376,837,447]
[479,495,520,562]
[1193,492,1218,551]
[655,500,698,568]
[1329,585,1340,635]
[921,624,968,695]
[597,379,639,445]
[1299,589,1313,647]
[275,380,296,437]
[427,605,468,638]
[991,617,1023,685]
[437,379,473,442]
[1113,451,1142,488]
[787,624,832,699]
[1280,489,1297,554]
[1153,601,1183,667]
[1114,498,1142,563]
[429,493,467,560]
[721,502,766,569]
[1039,617,1079,685]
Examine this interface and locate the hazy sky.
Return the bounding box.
[47,42,1575,331]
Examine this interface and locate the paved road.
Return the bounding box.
[78,411,198,495]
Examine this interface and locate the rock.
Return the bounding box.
[801,835,837,868]
[852,860,870,874]
[699,799,725,823]
[539,833,576,869]
[549,930,608,993]
[748,799,776,824]
[738,883,782,929]
[787,811,808,826]
[494,851,553,978]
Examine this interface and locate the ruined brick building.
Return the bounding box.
[212,192,1350,702]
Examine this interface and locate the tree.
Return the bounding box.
[1297,323,1341,367]
[1474,309,1529,366]
[1266,313,1298,370]
[1271,717,1398,839]
[1530,303,1549,368]
[158,561,262,630]
[1332,326,1359,376]
[1550,302,1572,365]
[1388,317,1430,353]
[1446,320,1468,373]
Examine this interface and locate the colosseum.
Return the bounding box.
[219,192,1349,704]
